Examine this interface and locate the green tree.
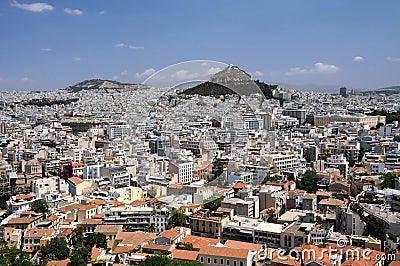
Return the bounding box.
[41,237,69,261]
[68,249,86,266]
[349,158,356,167]
[0,243,36,266]
[380,173,397,189]
[266,209,278,223]
[30,199,49,215]
[84,233,107,249]
[166,209,187,229]
[176,242,194,251]
[296,169,320,193]
[204,197,222,211]
[145,223,156,233]
[71,225,84,248]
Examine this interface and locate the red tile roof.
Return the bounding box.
[199,246,249,259]
[172,249,199,261]
[224,240,262,251]
[68,176,84,185]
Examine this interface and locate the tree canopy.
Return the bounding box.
[166,209,187,229]
[0,243,36,266]
[296,169,320,193]
[41,237,69,262]
[380,173,397,189]
[30,199,49,214]
[84,233,107,249]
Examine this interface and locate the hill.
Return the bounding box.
[66,79,142,92]
[179,65,278,99]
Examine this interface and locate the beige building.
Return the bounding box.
[94,224,123,249]
[198,246,253,266]
[23,228,55,251]
[189,212,230,240]
[314,114,386,127]
[3,227,22,249]
[110,186,146,204]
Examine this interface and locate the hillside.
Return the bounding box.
[66,79,142,92]
[179,65,277,99]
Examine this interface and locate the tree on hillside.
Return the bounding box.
[296,169,320,193]
[380,173,397,189]
[84,233,107,249]
[41,237,69,262]
[166,209,187,229]
[30,199,49,215]
[0,243,36,266]
[71,225,84,248]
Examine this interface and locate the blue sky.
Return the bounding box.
[1,0,400,91]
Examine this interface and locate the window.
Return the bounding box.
[207,258,211,264]
[233,261,237,266]
[240,261,244,266]
[214,258,217,264]
[200,256,203,263]
[221,258,224,265]
[227,259,230,265]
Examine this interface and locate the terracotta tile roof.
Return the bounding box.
[130,200,147,207]
[79,204,97,211]
[24,228,55,238]
[232,181,245,189]
[104,156,115,160]
[46,259,70,266]
[111,200,124,206]
[316,190,332,197]
[112,244,137,254]
[168,183,184,189]
[319,198,345,206]
[172,249,199,261]
[90,246,104,262]
[59,228,73,237]
[160,227,182,240]
[224,240,262,251]
[181,235,220,249]
[46,215,58,222]
[15,194,35,201]
[7,217,37,225]
[199,246,249,259]
[142,243,172,251]
[90,199,107,205]
[68,176,84,185]
[115,231,157,245]
[58,203,82,212]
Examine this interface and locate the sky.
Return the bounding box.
[0,0,400,91]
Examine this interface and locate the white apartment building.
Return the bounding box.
[83,164,102,179]
[106,124,131,139]
[261,151,300,170]
[169,161,194,184]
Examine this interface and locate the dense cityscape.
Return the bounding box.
[0,63,400,266]
[2,1,400,266]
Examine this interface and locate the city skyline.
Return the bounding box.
[1,0,400,91]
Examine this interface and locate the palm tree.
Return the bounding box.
[145,223,156,233]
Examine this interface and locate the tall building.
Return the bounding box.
[0,161,12,197]
[340,87,347,98]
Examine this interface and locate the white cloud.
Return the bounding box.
[285,67,310,76]
[387,56,400,62]
[115,43,144,50]
[135,68,156,79]
[21,77,34,82]
[120,70,128,76]
[40,48,52,52]
[73,56,81,61]
[200,62,209,67]
[313,62,340,73]
[207,67,221,75]
[172,70,199,80]
[253,70,264,77]
[353,56,365,62]
[64,8,83,15]
[11,0,53,12]
[285,62,340,76]
[115,43,127,48]
[99,10,106,15]
[128,45,144,50]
